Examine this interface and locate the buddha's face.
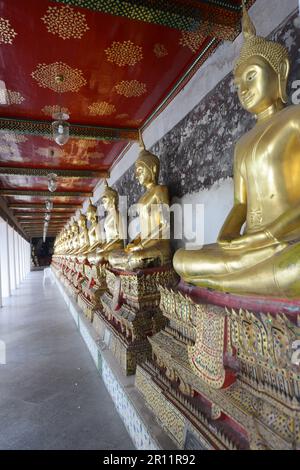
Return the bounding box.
[102,195,111,211]
[234,56,279,114]
[87,210,97,223]
[135,162,153,187]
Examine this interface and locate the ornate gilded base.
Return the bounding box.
[99,265,178,375]
[136,283,300,450]
[77,262,107,322]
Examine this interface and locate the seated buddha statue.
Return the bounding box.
[68,221,80,255]
[81,199,103,255]
[174,6,300,298]
[65,226,73,254]
[108,136,171,271]
[74,212,90,255]
[87,180,123,265]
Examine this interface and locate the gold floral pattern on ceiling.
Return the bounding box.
[179,30,205,53]
[76,139,98,149]
[41,5,89,40]
[115,80,147,98]
[0,17,17,44]
[105,40,143,67]
[42,105,70,117]
[153,44,168,58]
[0,89,25,105]
[126,118,143,127]
[1,133,28,144]
[31,62,87,93]
[88,102,116,116]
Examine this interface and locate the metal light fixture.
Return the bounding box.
[45,213,51,222]
[47,173,57,193]
[45,200,53,211]
[51,75,70,146]
[52,111,70,146]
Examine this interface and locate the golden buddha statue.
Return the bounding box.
[81,199,103,255]
[64,226,73,254]
[75,212,90,255]
[108,136,171,270]
[68,221,80,255]
[87,180,123,265]
[174,6,300,298]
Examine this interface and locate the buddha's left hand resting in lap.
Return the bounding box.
[173,6,300,298]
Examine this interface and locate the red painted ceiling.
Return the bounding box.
[0,0,246,236]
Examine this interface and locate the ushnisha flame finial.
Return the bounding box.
[242,1,256,40]
[139,129,146,150]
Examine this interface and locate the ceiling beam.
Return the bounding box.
[9,203,81,209]
[0,190,92,197]
[15,213,73,218]
[52,0,247,39]
[0,117,138,141]
[0,166,109,179]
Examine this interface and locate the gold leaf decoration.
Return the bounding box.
[88,102,116,116]
[31,62,87,93]
[1,133,27,144]
[76,139,98,148]
[115,80,147,98]
[105,40,143,67]
[42,105,70,117]
[179,30,205,53]
[153,43,168,58]
[0,89,25,105]
[41,5,89,40]
[0,17,17,44]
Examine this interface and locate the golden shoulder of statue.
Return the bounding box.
[174,6,300,298]
[108,140,171,271]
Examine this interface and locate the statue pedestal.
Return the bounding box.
[136,281,300,449]
[77,262,107,322]
[65,258,86,302]
[96,265,178,375]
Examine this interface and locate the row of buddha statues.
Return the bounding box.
[52,6,300,449]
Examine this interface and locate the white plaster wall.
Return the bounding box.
[66,0,297,244]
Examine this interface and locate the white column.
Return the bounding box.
[5,221,11,295]
[9,227,17,290]
[14,231,20,287]
[0,219,11,298]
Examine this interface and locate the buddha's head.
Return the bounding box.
[78,212,87,229]
[101,180,118,211]
[86,198,98,224]
[234,5,289,115]
[135,133,160,187]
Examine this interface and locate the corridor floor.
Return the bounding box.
[0,271,134,450]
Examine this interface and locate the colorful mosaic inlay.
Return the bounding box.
[41,5,89,40]
[115,80,147,98]
[105,40,143,67]
[31,62,87,93]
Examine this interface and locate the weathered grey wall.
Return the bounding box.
[113,12,299,207]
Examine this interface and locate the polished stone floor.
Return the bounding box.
[0,271,134,450]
